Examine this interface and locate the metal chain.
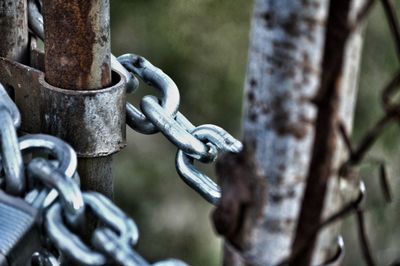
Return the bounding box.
[0,83,187,265]
[26,3,243,204]
[118,54,243,204]
[0,2,353,266]
[0,3,242,265]
[0,83,24,195]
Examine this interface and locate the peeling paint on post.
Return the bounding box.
[42,0,114,198]
[0,0,28,63]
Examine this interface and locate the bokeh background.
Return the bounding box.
[110,1,400,265]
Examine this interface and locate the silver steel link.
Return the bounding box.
[141,96,216,162]
[28,158,85,225]
[191,124,242,153]
[93,228,188,266]
[118,54,181,134]
[119,56,242,203]
[19,134,78,179]
[176,124,242,204]
[0,110,24,194]
[46,203,107,266]
[45,191,140,265]
[28,0,44,40]
[84,191,139,246]
[32,250,59,266]
[93,228,150,266]
[0,83,21,127]
[0,83,24,195]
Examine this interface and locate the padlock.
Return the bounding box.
[0,190,42,266]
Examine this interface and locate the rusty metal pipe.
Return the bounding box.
[43,0,111,90]
[42,0,113,198]
[0,0,29,63]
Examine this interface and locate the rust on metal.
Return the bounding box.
[42,0,111,90]
[40,71,127,157]
[0,58,42,134]
[42,0,115,198]
[0,57,127,157]
[0,0,29,63]
[212,148,266,256]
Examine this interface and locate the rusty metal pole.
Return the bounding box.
[42,0,113,198]
[0,0,28,64]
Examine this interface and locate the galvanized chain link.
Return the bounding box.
[0,83,24,195]
[0,82,186,266]
[118,54,243,204]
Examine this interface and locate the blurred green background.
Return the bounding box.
[110,1,400,265]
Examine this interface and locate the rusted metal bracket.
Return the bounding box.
[0,51,127,158]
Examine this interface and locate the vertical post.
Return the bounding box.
[213,0,366,265]
[42,0,113,198]
[292,0,366,264]
[214,1,330,264]
[0,0,28,63]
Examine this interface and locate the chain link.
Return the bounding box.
[0,80,186,265]
[119,54,181,134]
[0,2,354,265]
[0,83,24,195]
[118,55,243,204]
[0,3,246,265]
[25,2,243,204]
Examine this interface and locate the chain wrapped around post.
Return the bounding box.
[26,2,243,204]
[0,80,187,266]
[0,3,243,266]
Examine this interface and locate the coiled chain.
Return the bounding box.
[0,83,188,266]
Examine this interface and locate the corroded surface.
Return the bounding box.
[43,0,111,90]
[42,0,113,198]
[40,71,126,157]
[0,58,126,157]
[0,0,28,63]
